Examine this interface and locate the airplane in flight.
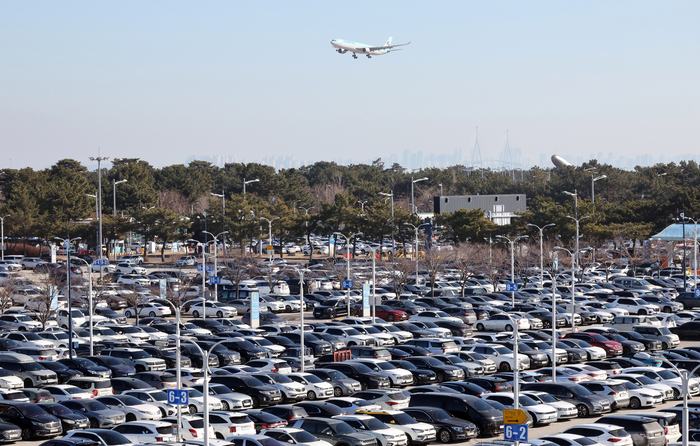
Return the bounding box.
[330,37,410,59]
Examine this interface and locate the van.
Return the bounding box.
[405,338,459,355]
[408,392,504,437]
[605,316,660,331]
[67,377,113,397]
[632,325,680,349]
[0,352,58,387]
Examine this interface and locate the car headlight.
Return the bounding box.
[451,427,464,433]
[64,419,76,425]
[412,429,425,434]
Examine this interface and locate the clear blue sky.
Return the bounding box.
[1,1,698,170]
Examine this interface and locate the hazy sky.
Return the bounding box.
[2,1,698,170]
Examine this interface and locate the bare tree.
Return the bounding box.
[422,248,449,297]
[381,258,415,298]
[220,254,255,299]
[452,243,478,297]
[0,278,20,313]
[31,272,63,330]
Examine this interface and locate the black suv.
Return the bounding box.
[0,402,62,440]
[210,375,282,407]
[408,392,503,438]
[323,362,390,390]
[313,298,357,319]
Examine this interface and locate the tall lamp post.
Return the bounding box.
[679,215,699,289]
[289,266,307,371]
[565,212,590,274]
[260,217,280,262]
[404,223,428,285]
[89,155,109,259]
[357,201,367,212]
[411,176,428,214]
[591,175,607,204]
[298,206,314,215]
[527,223,555,284]
[0,215,9,261]
[243,178,260,196]
[71,257,94,356]
[112,179,127,216]
[86,195,98,255]
[55,236,81,359]
[203,231,228,302]
[334,231,363,315]
[495,235,528,307]
[554,246,589,334]
[379,192,395,254]
[210,191,227,261]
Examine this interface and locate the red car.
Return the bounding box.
[375,305,409,322]
[565,332,623,356]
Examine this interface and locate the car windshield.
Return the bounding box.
[334,422,355,435]
[659,327,672,335]
[116,395,142,405]
[97,431,131,445]
[74,358,98,368]
[536,393,558,403]
[494,347,512,355]
[44,404,73,416]
[376,362,397,371]
[304,374,323,384]
[149,391,167,401]
[621,381,641,390]
[326,370,348,380]
[636,376,657,385]
[519,395,539,406]
[657,370,677,379]
[290,431,317,443]
[364,418,387,430]
[84,400,108,411]
[269,375,293,384]
[570,386,593,396]
[187,389,204,397]
[427,408,453,420]
[23,362,47,371]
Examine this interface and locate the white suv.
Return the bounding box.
[607,297,660,315]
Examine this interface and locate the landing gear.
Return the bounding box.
[352,54,358,59]
[366,54,371,58]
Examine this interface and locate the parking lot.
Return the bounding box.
[0,256,697,446]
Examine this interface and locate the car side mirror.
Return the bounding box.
[81,408,87,412]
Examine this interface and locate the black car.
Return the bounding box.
[39,362,83,384]
[279,332,333,356]
[0,402,62,440]
[617,331,663,351]
[520,382,612,418]
[387,360,438,385]
[307,369,362,396]
[323,362,390,390]
[260,405,309,421]
[194,340,241,366]
[93,308,127,324]
[292,401,347,418]
[670,321,700,340]
[408,393,503,438]
[240,410,288,431]
[109,377,152,393]
[403,357,465,383]
[139,346,192,369]
[189,319,234,334]
[210,375,282,407]
[179,343,219,368]
[0,421,21,443]
[432,320,472,337]
[313,298,357,319]
[389,344,434,357]
[57,358,111,379]
[219,338,269,362]
[87,356,135,377]
[465,377,512,393]
[38,403,90,432]
[404,406,478,443]
[439,381,492,397]
[606,357,647,368]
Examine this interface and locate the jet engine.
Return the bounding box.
[337,49,347,54]
[362,47,370,53]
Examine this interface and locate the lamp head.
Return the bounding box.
[563,191,576,197]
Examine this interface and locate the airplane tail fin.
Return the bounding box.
[385,36,393,46]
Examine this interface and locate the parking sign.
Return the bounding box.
[167,389,189,405]
[504,424,527,442]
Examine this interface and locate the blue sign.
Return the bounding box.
[250,292,260,328]
[505,282,519,292]
[209,276,220,285]
[504,424,528,442]
[167,389,189,405]
[362,283,370,316]
[695,288,700,298]
[342,280,354,289]
[92,258,109,266]
[197,264,214,272]
[159,279,167,299]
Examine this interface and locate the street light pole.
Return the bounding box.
[86,195,99,256]
[112,179,127,216]
[357,201,367,212]
[496,235,528,307]
[554,246,578,333]
[71,257,94,356]
[203,231,228,303]
[379,192,395,255]
[404,223,428,285]
[591,175,607,204]
[55,236,81,359]
[411,177,428,214]
[89,155,109,259]
[210,191,227,261]
[334,232,363,316]
[243,178,260,196]
[260,217,280,262]
[527,223,555,284]
[0,215,9,261]
[566,214,590,272]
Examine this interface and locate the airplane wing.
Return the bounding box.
[366,41,411,51]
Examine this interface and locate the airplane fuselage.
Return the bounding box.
[331,39,388,56]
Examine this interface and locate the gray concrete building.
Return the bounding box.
[433,194,526,225]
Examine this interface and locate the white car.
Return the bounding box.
[287,372,334,400]
[561,365,608,381]
[624,367,700,398]
[210,411,256,439]
[334,414,408,446]
[261,427,332,446]
[564,423,634,446]
[463,344,530,372]
[245,359,293,374]
[348,359,413,387]
[188,302,237,318]
[97,394,163,420]
[20,257,45,270]
[162,415,216,441]
[349,389,410,410]
[124,302,172,318]
[0,261,21,272]
[250,373,306,402]
[122,389,177,418]
[184,387,222,414]
[532,434,607,446]
[617,374,675,400]
[191,384,254,411]
[112,421,177,443]
[116,262,147,275]
[354,409,436,445]
[0,314,42,331]
[408,311,464,324]
[326,397,382,414]
[611,379,663,408]
[607,297,660,315]
[0,370,24,390]
[481,392,558,425]
[522,391,577,420]
[475,313,530,332]
[2,332,57,350]
[117,275,151,286]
